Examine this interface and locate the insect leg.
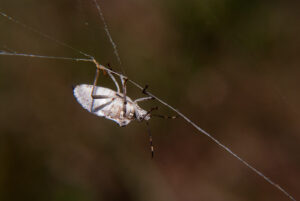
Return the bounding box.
[90,67,112,111]
[106,63,121,93]
[142,84,149,94]
[92,95,111,99]
[146,122,154,158]
[151,114,178,119]
[90,68,101,111]
[141,107,158,121]
[121,75,128,117]
[107,71,120,93]
[134,96,154,103]
[140,84,156,101]
[90,66,114,99]
[91,67,100,98]
[91,99,114,113]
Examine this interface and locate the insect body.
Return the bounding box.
[73,65,157,157]
[74,84,150,127]
[73,65,154,127]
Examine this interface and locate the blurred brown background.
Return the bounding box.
[0,0,299,200]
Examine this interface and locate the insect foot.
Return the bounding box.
[142,84,149,94]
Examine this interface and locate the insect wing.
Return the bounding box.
[74,84,114,116]
[73,84,132,126]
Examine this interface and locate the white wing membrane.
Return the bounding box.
[73,84,135,126]
[74,84,115,115]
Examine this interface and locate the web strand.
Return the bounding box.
[0,10,296,201]
[0,50,91,62]
[95,64,298,201]
[91,0,125,74]
[0,11,93,59]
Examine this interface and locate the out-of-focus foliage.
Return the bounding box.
[0,0,299,201]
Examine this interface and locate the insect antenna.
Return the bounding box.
[146,122,154,158]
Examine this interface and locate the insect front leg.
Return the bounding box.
[142,84,149,94]
[134,96,154,103]
[134,84,156,103]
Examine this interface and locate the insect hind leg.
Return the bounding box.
[90,68,102,112]
[90,64,118,101]
[91,67,100,98]
[90,66,112,112]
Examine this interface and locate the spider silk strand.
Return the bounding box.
[91,0,125,74]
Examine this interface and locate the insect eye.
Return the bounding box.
[136,114,144,121]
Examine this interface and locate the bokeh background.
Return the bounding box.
[0,0,299,200]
